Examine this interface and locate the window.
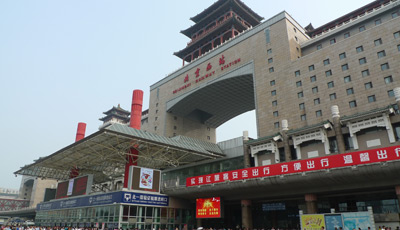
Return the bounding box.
[309,65,315,71]
[295,36,298,42]
[301,114,307,121]
[384,76,393,84]
[356,46,364,53]
[344,76,351,83]
[359,57,367,65]
[394,31,400,39]
[392,11,399,18]
[310,75,317,82]
[295,70,301,77]
[267,49,272,54]
[272,100,278,106]
[349,100,357,108]
[294,28,297,33]
[274,122,280,128]
[377,50,386,58]
[368,95,376,103]
[323,59,330,65]
[269,67,274,73]
[298,91,304,98]
[339,52,346,59]
[173,126,177,130]
[314,98,320,105]
[381,63,389,70]
[365,82,373,89]
[299,103,305,110]
[174,116,178,120]
[316,110,322,117]
[342,64,349,71]
[271,90,276,96]
[155,117,158,121]
[207,136,210,140]
[374,38,382,46]
[325,70,332,77]
[330,93,337,100]
[359,26,366,32]
[270,80,275,86]
[330,38,336,44]
[362,69,370,77]
[268,58,273,63]
[327,81,334,88]
[347,88,354,95]
[317,44,322,50]
[273,111,279,117]
[344,32,350,38]
[154,126,157,131]
[388,90,395,97]
[375,19,381,25]
[398,44,400,52]
[312,86,318,94]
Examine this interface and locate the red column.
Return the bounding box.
[123,90,144,189]
[70,122,87,178]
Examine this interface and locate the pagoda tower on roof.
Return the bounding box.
[99,104,130,129]
[174,0,263,66]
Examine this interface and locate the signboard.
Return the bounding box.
[37,191,169,211]
[129,166,161,193]
[196,197,221,218]
[55,175,93,199]
[325,214,343,230]
[187,145,400,187]
[342,212,372,230]
[262,203,286,211]
[301,214,326,230]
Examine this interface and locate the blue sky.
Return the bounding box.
[0,0,369,189]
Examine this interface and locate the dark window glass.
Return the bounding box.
[299,103,305,110]
[384,76,393,84]
[375,19,381,25]
[342,64,349,71]
[272,100,278,106]
[309,65,315,71]
[274,122,280,128]
[388,90,395,97]
[270,80,275,86]
[323,59,330,65]
[326,70,332,77]
[273,111,279,117]
[359,26,365,32]
[374,38,382,46]
[368,95,376,103]
[349,100,357,108]
[267,49,272,54]
[269,67,274,73]
[298,92,304,98]
[365,82,373,89]
[359,57,367,65]
[312,87,318,94]
[356,46,364,53]
[316,110,322,117]
[344,32,350,38]
[317,44,322,50]
[381,63,389,70]
[295,70,301,77]
[362,69,370,77]
[344,76,351,83]
[271,90,276,96]
[301,114,307,121]
[330,38,336,44]
[347,88,354,95]
[330,93,336,100]
[296,81,302,87]
[339,52,346,59]
[328,81,334,88]
[268,58,273,63]
[314,98,320,105]
[394,31,400,39]
[310,75,317,82]
[377,50,386,58]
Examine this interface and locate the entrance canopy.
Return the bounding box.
[15,123,224,184]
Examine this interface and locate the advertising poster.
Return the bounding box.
[325,214,343,230]
[342,212,372,230]
[196,197,221,218]
[301,214,326,230]
[139,168,154,189]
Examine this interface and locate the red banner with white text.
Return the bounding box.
[186,145,400,187]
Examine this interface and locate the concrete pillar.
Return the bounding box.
[241,200,253,230]
[305,194,318,214]
[281,120,292,161]
[243,131,251,168]
[394,87,400,110]
[196,218,202,228]
[331,105,346,154]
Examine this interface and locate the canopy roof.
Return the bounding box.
[15,123,224,184]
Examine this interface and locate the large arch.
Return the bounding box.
[166,62,255,128]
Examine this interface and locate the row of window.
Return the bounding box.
[316,12,399,51]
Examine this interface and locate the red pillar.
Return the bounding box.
[123,90,144,189]
[70,122,87,178]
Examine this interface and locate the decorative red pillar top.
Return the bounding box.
[129,90,144,130]
[75,122,87,142]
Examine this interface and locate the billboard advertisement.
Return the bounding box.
[342,212,372,230]
[129,166,161,193]
[325,214,343,230]
[301,214,326,230]
[55,174,93,199]
[196,197,222,218]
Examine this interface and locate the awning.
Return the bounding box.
[15,123,224,184]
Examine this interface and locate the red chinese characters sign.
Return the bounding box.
[186,145,400,187]
[196,197,221,218]
[172,55,241,94]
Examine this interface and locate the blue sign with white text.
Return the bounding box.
[37,191,169,211]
